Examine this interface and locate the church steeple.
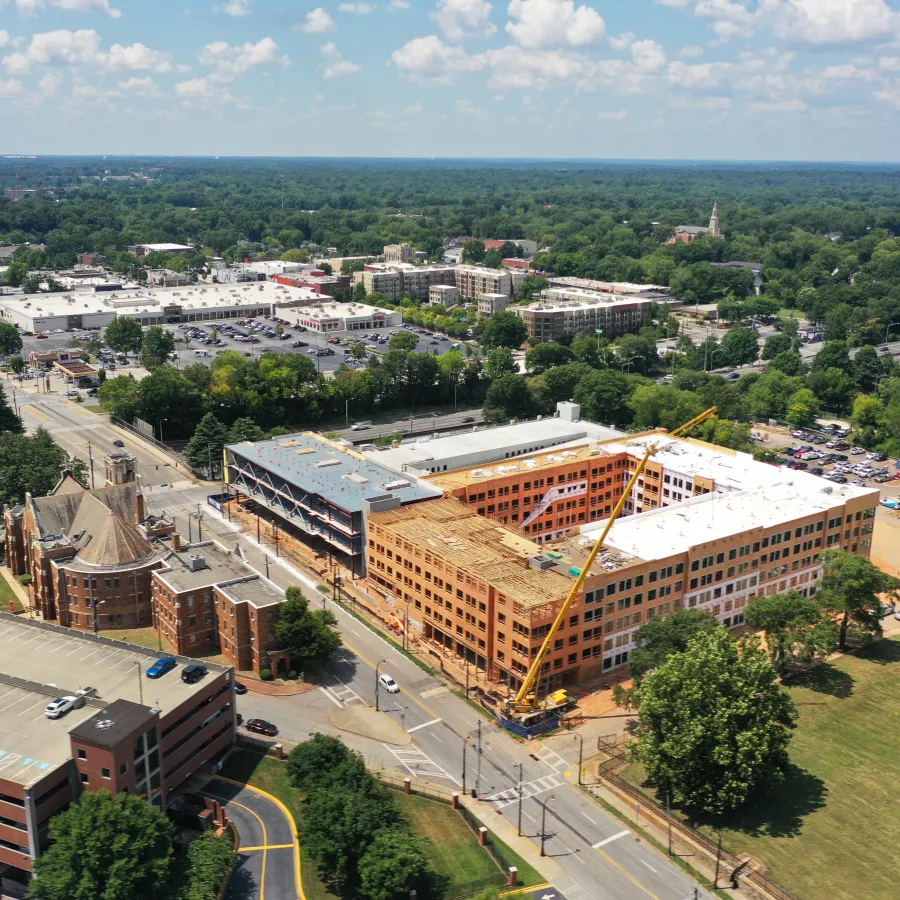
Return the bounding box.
[709,202,720,237]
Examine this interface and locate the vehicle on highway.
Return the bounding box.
[112,439,125,448]
[45,696,78,719]
[378,673,400,694]
[245,718,278,736]
[65,390,79,399]
[146,655,177,679]
[351,422,371,431]
[292,341,308,348]
[462,416,475,423]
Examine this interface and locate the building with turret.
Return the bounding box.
[666,203,723,244]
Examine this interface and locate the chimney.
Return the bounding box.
[172,533,182,551]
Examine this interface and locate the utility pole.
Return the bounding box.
[540,795,555,857]
[714,831,723,888]
[666,790,673,857]
[474,719,482,799]
[461,737,467,794]
[87,441,95,489]
[516,763,524,836]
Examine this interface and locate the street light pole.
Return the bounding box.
[516,763,524,836]
[573,733,584,786]
[375,658,387,711]
[461,737,468,794]
[540,795,555,856]
[474,719,482,799]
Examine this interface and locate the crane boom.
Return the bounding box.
[510,407,717,711]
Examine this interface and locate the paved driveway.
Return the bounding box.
[201,776,299,900]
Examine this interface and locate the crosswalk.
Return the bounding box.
[320,677,365,707]
[534,744,569,771]
[486,773,564,809]
[382,743,461,786]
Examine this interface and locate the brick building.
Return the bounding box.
[151,538,288,675]
[367,432,879,690]
[454,265,512,300]
[4,471,174,629]
[0,613,234,895]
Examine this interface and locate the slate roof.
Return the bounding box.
[30,480,139,539]
[76,508,154,567]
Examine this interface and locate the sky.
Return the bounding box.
[3,0,900,160]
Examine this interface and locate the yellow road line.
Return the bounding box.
[202,789,269,900]
[593,844,663,900]
[499,882,551,896]
[22,405,49,421]
[214,775,306,900]
[238,844,294,852]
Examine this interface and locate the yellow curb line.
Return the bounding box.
[499,882,552,896]
[214,775,306,900]
[238,844,295,852]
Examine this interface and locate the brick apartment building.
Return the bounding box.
[454,265,512,300]
[515,293,652,341]
[367,434,879,689]
[151,538,288,676]
[0,614,234,895]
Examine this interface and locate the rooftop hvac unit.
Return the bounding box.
[187,554,206,571]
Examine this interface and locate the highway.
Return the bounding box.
[149,487,713,900]
[334,408,486,443]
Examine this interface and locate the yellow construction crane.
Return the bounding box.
[504,406,717,724]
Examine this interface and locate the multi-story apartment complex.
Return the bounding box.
[477,292,509,318]
[359,264,456,303]
[383,243,416,263]
[0,613,234,893]
[367,432,878,691]
[429,285,458,307]
[515,292,652,341]
[455,265,512,300]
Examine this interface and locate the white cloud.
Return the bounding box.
[198,37,286,83]
[388,0,410,7]
[597,109,628,120]
[679,44,704,57]
[52,0,122,16]
[670,94,732,109]
[319,42,360,79]
[455,98,487,119]
[759,0,899,46]
[297,8,336,33]
[746,97,807,112]
[506,0,605,49]
[0,77,23,96]
[608,32,635,51]
[218,0,250,15]
[37,69,60,93]
[0,31,12,49]
[391,34,485,83]
[118,75,160,95]
[175,76,213,97]
[630,39,666,71]
[402,101,422,114]
[431,0,496,42]
[339,2,376,12]
[1,30,178,74]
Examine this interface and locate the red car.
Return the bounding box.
[244,718,278,736]
[36,333,49,339]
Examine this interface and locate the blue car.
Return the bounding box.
[146,655,177,679]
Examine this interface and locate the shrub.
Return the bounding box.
[288,669,297,679]
[259,669,273,681]
[19,574,33,586]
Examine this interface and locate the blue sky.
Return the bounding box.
[2,0,900,160]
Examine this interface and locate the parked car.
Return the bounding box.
[874,474,892,483]
[378,673,400,694]
[292,341,308,348]
[44,696,78,719]
[234,681,248,695]
[146,655,177,679]
[245,718,278,736]
[181,664,207,684]
[810,467,825,476]
[827,474,848,484]
[851,447,866,455]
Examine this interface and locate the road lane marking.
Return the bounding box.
[486,774,563,809]
[592,829,630,849]
[592,843,663,900]
[238,844,294,852]
[22,405,49,421]
[319,686,343,708]
[641,860,658,873]
[581,812,598,825]
[407,717,441,733]
[382,743,461,786]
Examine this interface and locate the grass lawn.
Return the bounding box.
[0,570,24,613]
[624,638,900,900]
[99,625,175,653]
[218,750,539,899]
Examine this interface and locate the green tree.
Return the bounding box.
[104,317,143,355]
[719,326,759,366]
[810,340,852,374]
[0,322,22,357]
[286,733,355,794]
[762,332,792,360]
[0,428,86,507]
[480,311,527,350]
[785,387,821,428]
[525,341,573,374]
[483,374,537,423]
[461,239,486,263]
[4,261,28,286]
[140,326,176,370]
[485,347,517,380]
[768,350,805,376]
[183,413,228,475]
[358,830,436,900]
[817,549,899,650]
[8,354,25,375]
[98,375,141,422]
[0,384,22,434]
[29,790,173,900]
[275,586,341,670]
[572,368,635,427]
[350,341,367,362]
[745,591,836,676]
[628,384,705,432]
[807,367,857,412]
[178,832,235,900]
[281,248,309,262]
[389,331,419,352]
[633,630,797,815]
[616,334,658,374]
[852,344,882,392]
[227,417,264,443]
[627,609,722,682]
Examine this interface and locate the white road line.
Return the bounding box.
[419,686,449,698]
[407,717,441,733]
[641,860,658,873]
[318,686,343,708]
[486,774,563,809]
[569,848,586,865]
[381,743,461,786]
[581,812,598,825]
[592,829,630,849]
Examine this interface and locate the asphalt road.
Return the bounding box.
[334,408,486,442]
[149,490,713,900]
[200,778,298,900]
